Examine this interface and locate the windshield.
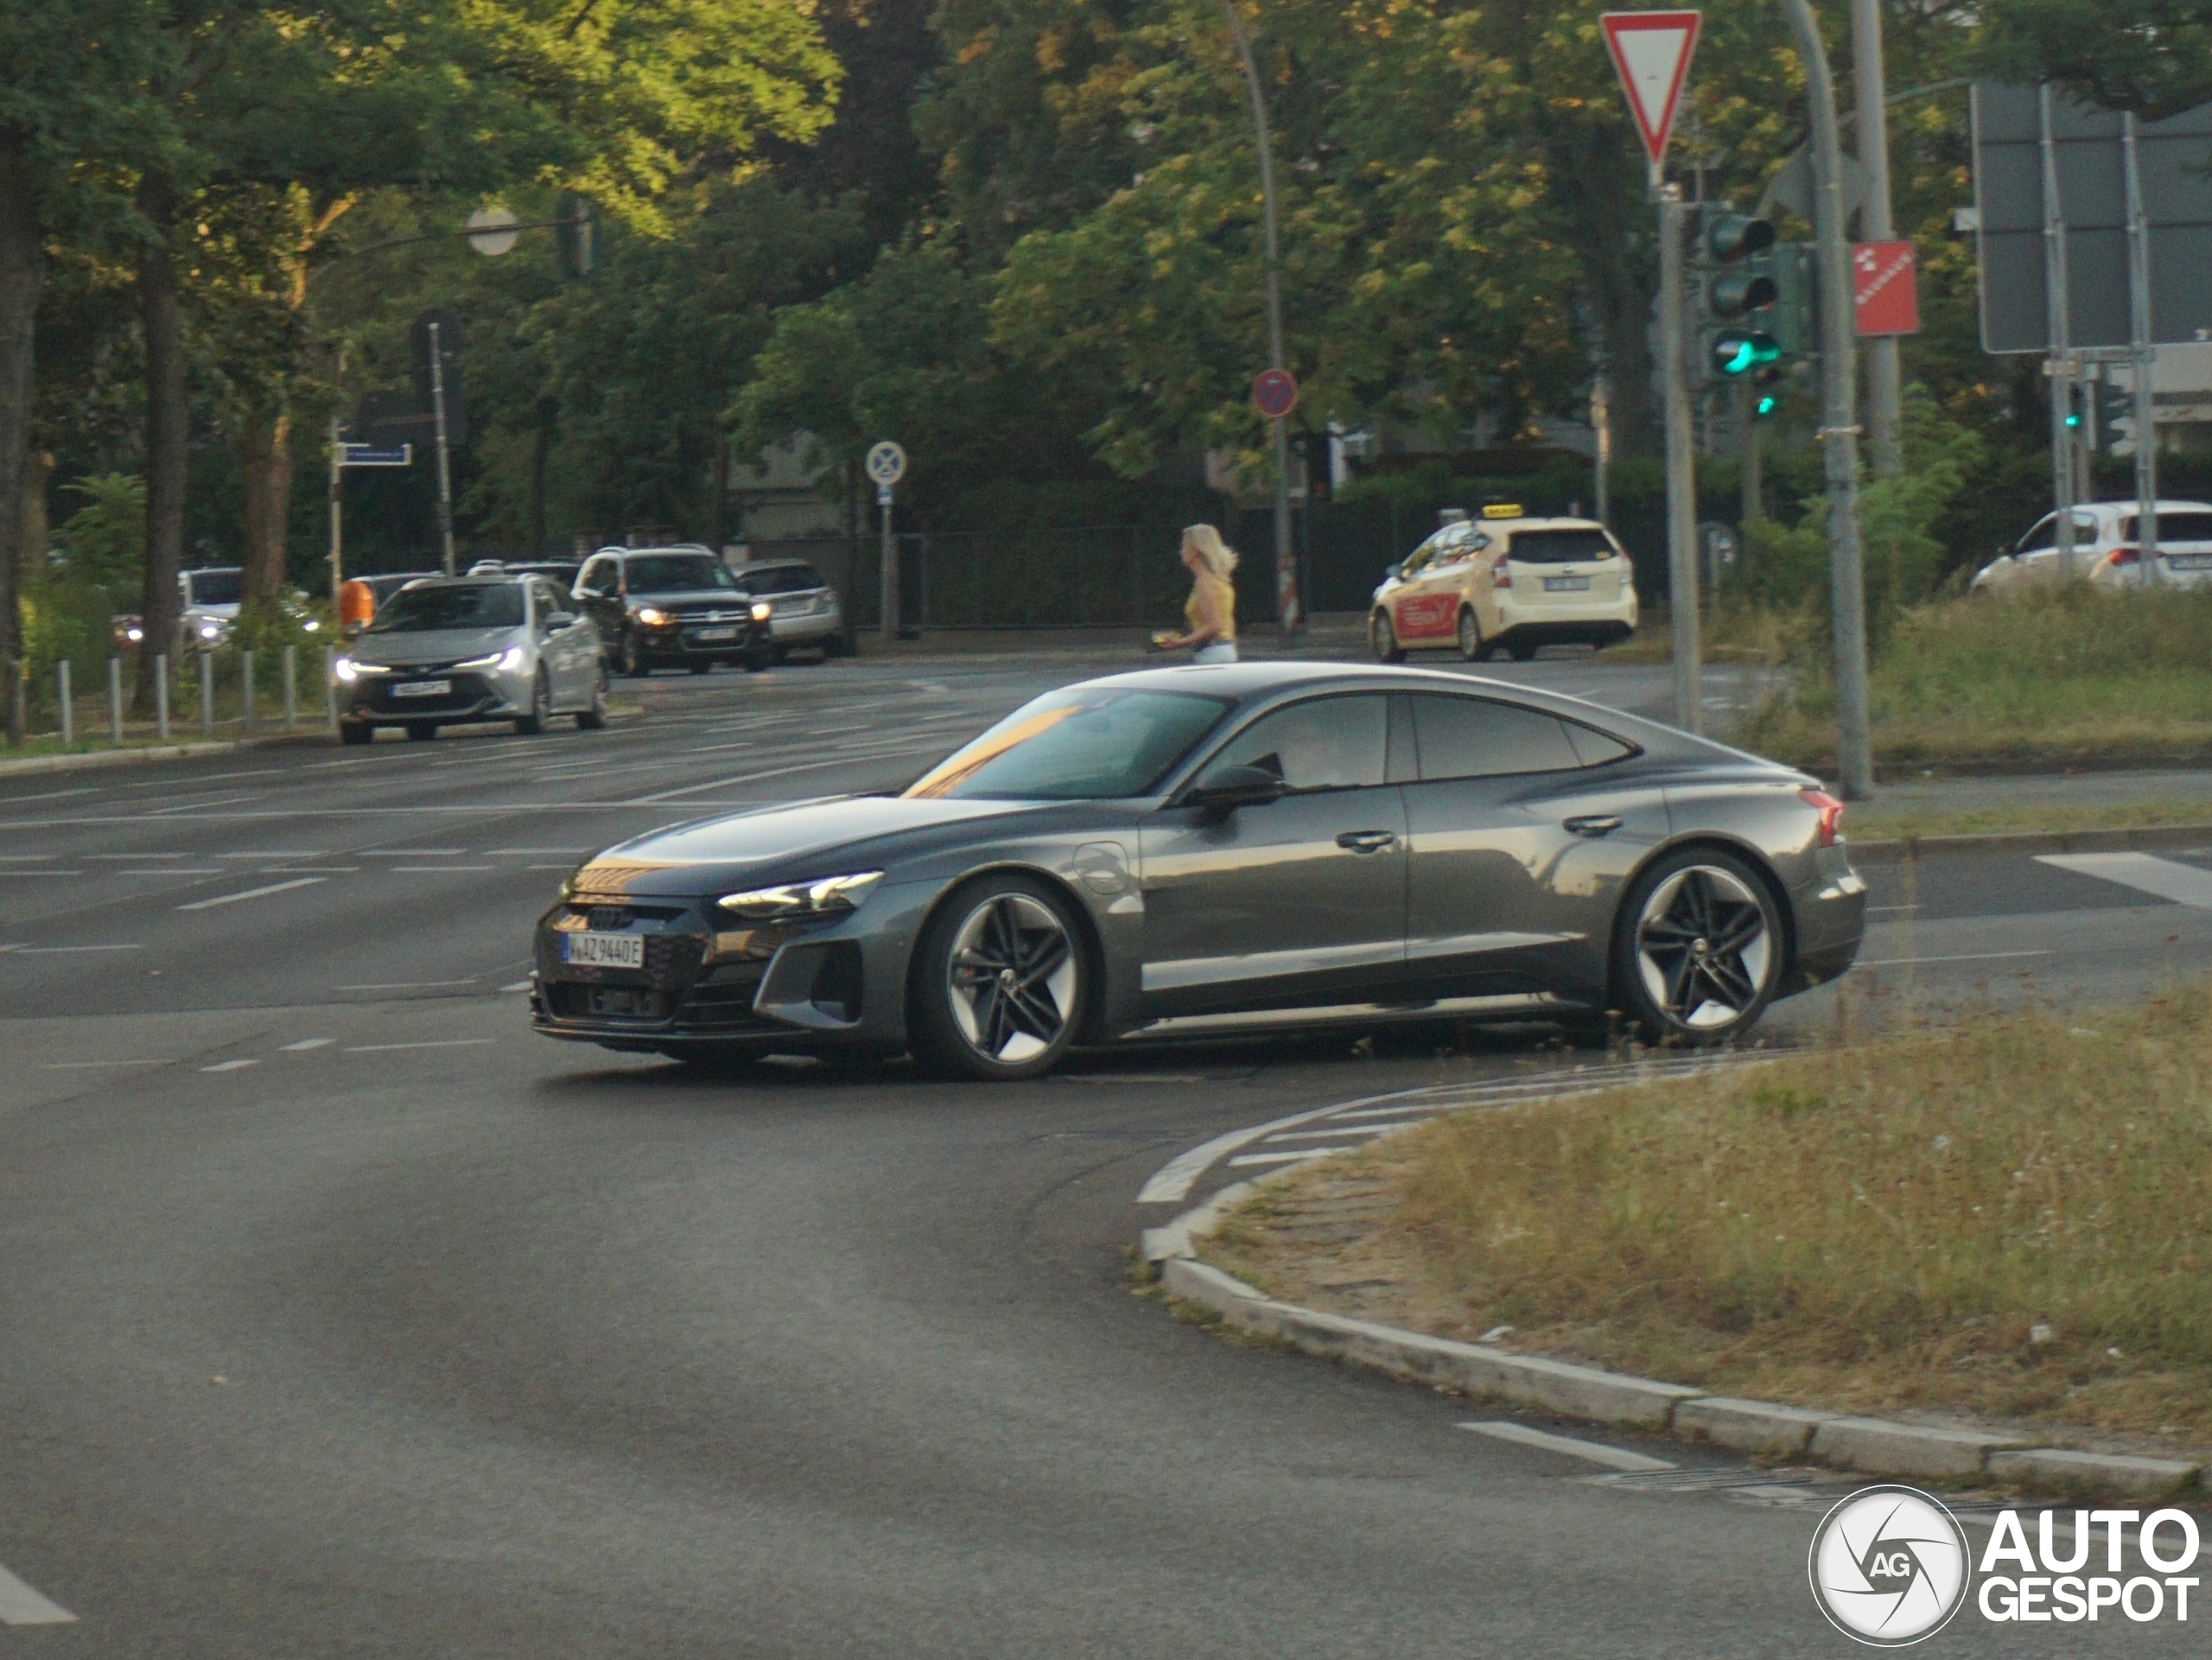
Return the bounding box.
[365,583,524,633]
[626,555,738,593]
[904,687,1229,800]
[739,564,824,595]
[186,570,243,607]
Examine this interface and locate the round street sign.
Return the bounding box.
[865,441,907,487]
[466,207,519,258]
[1251,368,1299,420]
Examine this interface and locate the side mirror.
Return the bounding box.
[1383,562,1402,581]
[544,610,577,631]
[572,587,599,601]
[1185,764,1286,816]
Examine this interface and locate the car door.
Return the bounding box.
[529,580,582,705]
[1138,692,1408,1020]
[1391,528,1468,641]
[575,554,623,650]
[1399,691,1669,1006]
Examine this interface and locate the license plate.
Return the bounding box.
[2166,554,2212,569]
[391,679,452,697]
[690,626,738,641]
[561,932,645,969]
[1542,576,1592,592]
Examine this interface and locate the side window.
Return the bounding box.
[1400,538,1440,579]
[1410,695,1582,779]
[1434,526,1476,565]
[1563,722,1636,767]
[1198,696,1389,792]
[577,557,612,594]
[2018,516,2057,554]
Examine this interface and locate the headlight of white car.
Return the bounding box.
[716,871,882,919]
[334,658,391,683]
[454,646,527,672]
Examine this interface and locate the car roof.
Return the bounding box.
[734,559,819,572]
[182,565,242,576]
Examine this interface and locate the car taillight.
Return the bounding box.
[1491,563,1512,589]
[2109,546,2139,566]
[1801,788,1844,849]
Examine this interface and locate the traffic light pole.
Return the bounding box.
[1781,0,1872,801]
[1658,187,1702,735]
[428,320,456,576]
[1850,0,1903,479]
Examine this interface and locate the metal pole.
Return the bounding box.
[109,656,123,746]
[327,405,344,607]
[6,661,21,747]
[1740,382,1764,525]
[283,643,297,730]
[1217,0,1300,635]
[1850,0,1902,477]
[323,646,337,732]
[878,485,897,643]
[2038,85,2078,579]
[155,653,169,741]
[200,650,213,737]
[1659,188,1702,735]
[240,648,256,734]
[2123,111,2160,585]
[57,659,71,746]
[1783,0,1872,801]
[1592,374,1611,526]
[428,319,456,576]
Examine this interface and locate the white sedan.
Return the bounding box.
[1971,500,2212,593]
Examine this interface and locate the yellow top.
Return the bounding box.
[1185,572,1236,641]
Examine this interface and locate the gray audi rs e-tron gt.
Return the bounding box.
[531,662,1865,1078]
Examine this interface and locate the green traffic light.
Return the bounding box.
[1712,331,1781,378]
[2065,410,2083,429]
[1756,394,1779,418]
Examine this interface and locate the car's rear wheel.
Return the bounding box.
[1508,639,1539,662]
[912,876,1087,1081]
[689,660,713,675]
[1456,607,1483,661]
[405,722,438,742]
[338,720,372,747]
[575,666,607,730]
[743,650,772,673]
[1613,849,1782,1045]
[1370,611,1405,663]
[513,667,551,735]
[621,633,652,678]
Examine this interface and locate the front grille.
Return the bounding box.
[668,604,750,624]
[673,964,774,1034]
[548,983,673,1021]
[364,671,493,716]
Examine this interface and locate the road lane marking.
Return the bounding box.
[117,868,225,876]
[620,746,946,804]
[486,847,585,855]
[0,870,79,877]
[362,848,468,855]
[263,867,360,875]
[1457,1421,1678,1472]
[47,1059,172,1069]
[175,877,327,911]
[342,1038,497,1053]
[213,850,318,859]
[88,852,185,859]
[335,979,478,991]
[1325,1104,1456,1122]
[2038,850,2212,908]
[2,944,143,955]
[201,1059,258,1072]
[1855,950,2054,968]
[388,865,495,873]
[281,1038,334,1051]
[1263,1125,1411,1142]
[526,863,575,870]
[1227,1148,1346,1168]
[0,785,99,804]
[1866,904,1919,914]
[0,1560,76,1625]
[501,980,531,992]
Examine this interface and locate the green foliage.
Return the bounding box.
[1979,0,2212,121]
[55,474,147,592]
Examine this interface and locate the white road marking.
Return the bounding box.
[500,980,532,992]
[2039,849,2212,908]
[620,746,944,804]
[362,848,468,855]
[118,868,225,876]
[176,877,326,911]
[335,979,478,991]
[201,1059,258,1073]
[1,944,143,955]
[0,870,79,877]
[1855,949,2053,968]
[1324,1104,1455,1123]
[342,1038,497,1053]
[1226,1148,1345,1168]
[1457,1421,1678,1472]
[0,1560,76,1625]
[280,1037,334,1052]
[0,785,98,804]
[46,1059,171,1069]
[526,863,576,870]
[263,867,360,875]
[1263,1125,1408,1142]
[213,850,317,859]
[87,851,185,860]
[388,865,496,873]
[485,847,585,855]
[1865,904,1919,914]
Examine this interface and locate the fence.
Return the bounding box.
[4,643,335,750]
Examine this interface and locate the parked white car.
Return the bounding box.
[1969,500,2212,593]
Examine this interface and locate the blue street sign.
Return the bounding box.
[339,443,412,467]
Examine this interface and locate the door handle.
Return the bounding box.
[1335,830,1398,853]
[1564,814,1623,838]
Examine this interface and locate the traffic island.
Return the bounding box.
[1162,992,2212,1498]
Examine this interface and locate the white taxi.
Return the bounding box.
[1369,506,1639,663]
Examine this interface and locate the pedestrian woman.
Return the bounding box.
[1155,524,1239,664]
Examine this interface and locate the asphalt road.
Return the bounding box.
[3,650,2207,1657]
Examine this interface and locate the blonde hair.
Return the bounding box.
[1182,524,1239,581]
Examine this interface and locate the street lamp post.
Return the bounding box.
[1215,0,1300,635]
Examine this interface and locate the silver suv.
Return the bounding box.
[734,560,847,661]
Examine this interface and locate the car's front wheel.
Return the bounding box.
[575,665,607,730]
[405,722,437,742]
[513,667,551,735]
[621,633,652,678]
[1612,848,1783,1045]
[338,720,372,747]
[1370,611,1405,663]
[911,876,1087,1081]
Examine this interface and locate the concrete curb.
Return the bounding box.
[1849,823,2212,863]
[0,740,259,777]
[1153,1222,2205,1502]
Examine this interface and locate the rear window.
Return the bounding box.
[2125,513,2212,544]
[1506,529,1618,564]
[739,564,825,595]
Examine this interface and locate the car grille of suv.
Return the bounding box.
[667,604,750,625]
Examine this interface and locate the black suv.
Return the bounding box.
[572,545,769,677]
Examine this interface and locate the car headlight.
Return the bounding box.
[750,601,772,621]
[302,618,321,633]
[716,871,882,920]
[633,607,670,626]
[198,621,222,640]
[124,626,144,643]
[334,658,389,683]
[454,646,527,672]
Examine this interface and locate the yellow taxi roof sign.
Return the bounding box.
[1481,504,1522,519]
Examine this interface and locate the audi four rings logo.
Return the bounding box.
[1809,1486,1971,1646]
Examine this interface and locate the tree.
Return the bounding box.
[1980,0,2212,120]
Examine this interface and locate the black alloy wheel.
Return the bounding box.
[513,667,551,735]
[1612,848,1782,1044]
[405,721,438,742]
[575,665,607,730]
[1370,611,1405,664]
[621,631,652,678]
[338,720,372,747]
[1456,607,1484,662]
[912,875,1087,1081]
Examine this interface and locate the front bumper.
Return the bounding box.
[342,665,535,725]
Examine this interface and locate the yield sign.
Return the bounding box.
[1601,11,1703,169]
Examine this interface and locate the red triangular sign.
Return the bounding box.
[1601,10,1702,168]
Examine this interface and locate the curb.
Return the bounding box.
[0,739,264,777]
[1153,1240,2204,1503]
[1849,822,2212,863]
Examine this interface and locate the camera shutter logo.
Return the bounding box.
[1808,1485,1971,1646]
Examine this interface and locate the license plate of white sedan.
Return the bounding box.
[690,626,738,640]
[391,679,452,697]
[561,932,645,968]
[1543,576,1591,592]
[2170,554,2212,569]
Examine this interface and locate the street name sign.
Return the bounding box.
[1600,11,1702,170]
[339,443,411,467]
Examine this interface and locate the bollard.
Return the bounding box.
[324,646,337,732]
[283,644,297,731]
[58,659,72,747]
[200,650,213,737]
[109,657,124,747]
[156,653,170,740]
[9,658,24,747]
[241,649,256,734]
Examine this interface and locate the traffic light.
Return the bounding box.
[1701,210,1781,386]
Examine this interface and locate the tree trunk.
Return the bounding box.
[22,450,52,588]
[0,130,41,744]
[238,404,293,601]
[1549,130,1660,459]
[137,178,187,709]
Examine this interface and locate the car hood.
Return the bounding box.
[628,588,752,608]
[349,626,522,666]
[571,795,1056,896]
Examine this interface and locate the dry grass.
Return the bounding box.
[1206,993,2212,1444]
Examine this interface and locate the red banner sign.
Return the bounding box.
[1853,241,1920,338]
